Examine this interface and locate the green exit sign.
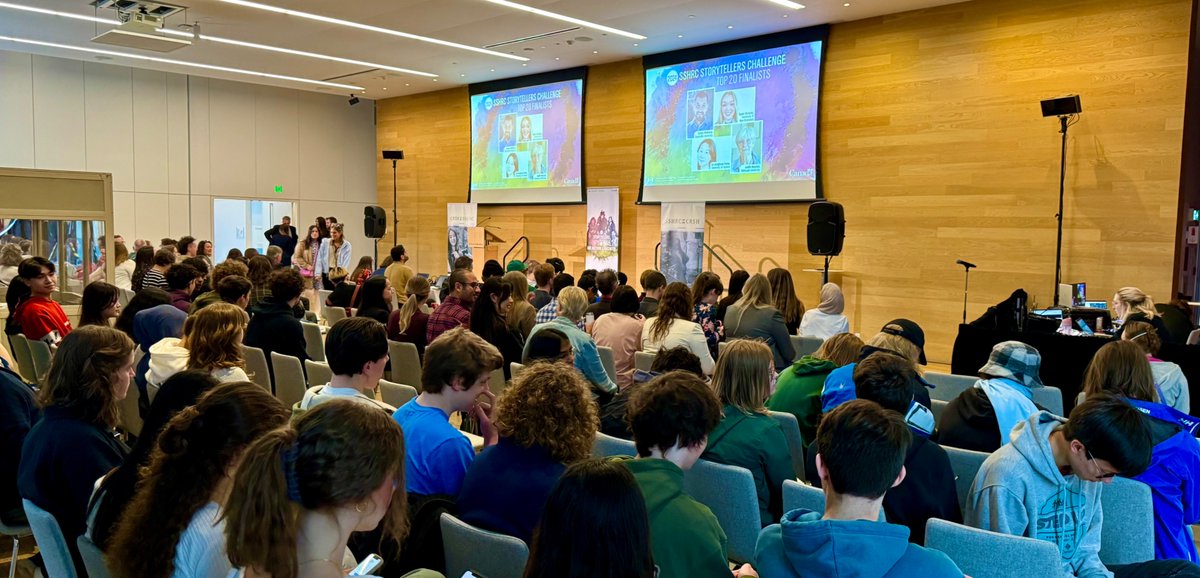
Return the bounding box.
[1193,209,1199,221]
[274,185,283,194]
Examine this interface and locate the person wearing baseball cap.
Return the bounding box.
[821,319,932,415]
[935,340,1045,453]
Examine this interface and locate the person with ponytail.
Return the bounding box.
[224,400,433,578]
[108,381,289,578]
[388,276,431,356]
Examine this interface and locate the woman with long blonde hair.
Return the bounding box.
[388,275,431,356]
[767,268,805,335]
[146,302,251,389]
[1113,286,1172,343]
[503,270,537,339]
[725,273,795,370]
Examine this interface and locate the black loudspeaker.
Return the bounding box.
[807,201,845,256]
[1040,95,1082,117]
[364,206,386,238]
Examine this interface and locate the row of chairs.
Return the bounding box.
[5,334,51,385]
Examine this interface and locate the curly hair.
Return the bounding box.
[108,381,289,578]
[495,362,598,463]
[181,302,248,371]
[38,325,134,427]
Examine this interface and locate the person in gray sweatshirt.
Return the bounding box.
[967,393,1200,577]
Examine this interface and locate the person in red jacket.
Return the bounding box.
[12,257,72,348]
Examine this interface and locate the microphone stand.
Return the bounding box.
[1052,114,1072,308]
[959,261,976,325]
[390,158,399,246]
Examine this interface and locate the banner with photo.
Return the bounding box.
[585,187,620,272]
[660,202,705,285]
[447,203,477,271]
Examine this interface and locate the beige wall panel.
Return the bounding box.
[0,51,35,168]
[32,55,86,171]
[83,63,134,192]
[254,85,299,199]
[207,79,257,197]
[132,69,170,194]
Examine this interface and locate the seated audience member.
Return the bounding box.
[224,248,244,263]
[768,268,805,335]
[245,268,310,371]
[224,401,430,578]
[384,244,415,305]
[1160,295,1197,345]
[355,276,395,325]
[545,257,564,275]
[458,362,598,543]
[715,269,750,324]
[590,286,646,390]
[108,382,289,578]
[535,272,578,326]
[181,256,210,280]
[265,245,284,267]
[530,263,555,310]
[506,259,525,274]
[190,260,249,313]
[129,246,155,292]
[146,302,251,389]
[755,400,963,577]
[78,281,121,328]
[967,394,1200,577]
[246,255,274,308]
[18,326,134,575]
[141,248,174,290]
[937,340,1048,453]
[838,354,960,545]
[724,273,795,370]
[166,262,205,312]
[88,370,220,549]
[111,241,134,291]
[393,327,502,496]
[215,275,253,309]
[639,270,667,318]
[177,236,198,259]
[701,339,795,525]
[578,273,598,304]
[323,266,354,308]
[1081,341,1200,563]
[641,283,715,375]
[129,293,184,411]
[690,271,725,357]
[799,282,851,339]
[1113,286,1173,343]
[525,286,618,396]
[587,269,620,319]
[347,256,376,304]
[427,268,479,344]
[299,317,393,413]
[0,244,22,288]
[1123,320,1189,412]
[503,270,537,339]
[621,370,751,578]
[822,319,932,413]
[522,459,657,578]
[599,346,706,441]
[471,278,524,380]
[482,259,505,280]
[114,287,170,340]
[453,255,474,273]
[11,257,72,346]
[389,276,432,356]
[768,333,864,444]
[523,327,574,365]
[0,358,36,526]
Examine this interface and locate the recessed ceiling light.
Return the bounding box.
[460,73,466,77]
[765,0,805,8]
[0,35,363,90]
[633,43,639,47]
[405,83,411,86]
[479,0,646,40]
[490,68,495,71]
[215,0,528,61]
[843,2,850,5]
[782,14,789,17]
[522,63,528,66]
[381,87,387,90]
[554,57,560,60]
[727,25,734,29]
[592,50,598,54]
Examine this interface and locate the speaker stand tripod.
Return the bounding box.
[822,256,832,285]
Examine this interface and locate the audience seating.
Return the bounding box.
[597,345,618,384]
[1031,386,1065,416]
[931,399,948,424]
[782,479,825,514]
[317,289,332,309]
[6,334,35,384]
[440,513,529,578]
[118,380,143,437]
[379,379,418,408]
[925,372,978,402]
[925,518,1061,578]
[26,339,51,384]
[767,411,807,481]
[387,340,422,391]
[1188,329,1200,346]
[943,446,989,511]
[682,459,760,564]
[789,335,824,358]
[323,306,347,324]
[117,288,135,308]
[270,352,307,409]
[22,499,77,578]
[77,534,111,578]
[1099,477,1154,566]
[718,341,728,358]
[241,345,272,392]
[633,351,655,372]
[509,362,526,379]
[490,367,508,398]
[304,360,332,388]
[301,322,325,362]
[0,515,31,578]
[592,431,637,458]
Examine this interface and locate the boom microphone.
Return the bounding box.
[956,259,976,269]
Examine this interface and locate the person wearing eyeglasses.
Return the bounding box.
[966,393,1200,577]
[426,267,480,344]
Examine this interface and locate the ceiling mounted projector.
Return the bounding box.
[91,0,191,52]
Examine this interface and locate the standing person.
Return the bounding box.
[294,225,323,307]
[470,278,524,380]
[245,269,310,373]
[590,286,646,390]
[316,223,352,290]
[385,244,415,305]
[264,216,297,267]
[78,281,121,328]
[427,268,479,344]
[526,286,618,397]
[298,317,393,413]
[641,283,715,375]
[18,326,135,575]
[177,236,198,259]
[724,273,795,371]
[639,270,667,318]
[112,241,135,291]
[767,268,805,335]
[503,271,537,339]
[800,282,851,339]
[937,341,1048,453]
[768,333,865,444]
[197,240,214,270]
[530,263,555,310]
[389,276,432,356]
[130,246,156,292]
[11,257,72,347]
[107,382,290,578]
[690,271,725,358]
[1123,320,1189,412]
[315,216,330,240]
[715,270,749,324]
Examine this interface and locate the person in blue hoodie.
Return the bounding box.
[755,398,964,578]
[967,393,1200,577]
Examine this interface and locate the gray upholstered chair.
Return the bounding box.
[926,518,1062,578]
[440,513,529,578]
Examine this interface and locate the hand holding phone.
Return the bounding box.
[349,554,383,576]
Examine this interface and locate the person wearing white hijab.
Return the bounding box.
[798,283,850,339]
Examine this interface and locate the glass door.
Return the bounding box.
[212,198,295,262]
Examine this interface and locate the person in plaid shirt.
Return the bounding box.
[935,340,1046,453]
[427,268,479,343]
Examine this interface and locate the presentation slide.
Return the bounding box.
[469,77,584,204]
[641,39,824,203]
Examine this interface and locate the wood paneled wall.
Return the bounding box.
[377,0,1190,362]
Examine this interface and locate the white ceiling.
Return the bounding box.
[0,0,968,98]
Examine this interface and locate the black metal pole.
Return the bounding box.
[1053,115,1068,307]
[391,159,398,246]
[962,267,970,325]
[823,255,831,285]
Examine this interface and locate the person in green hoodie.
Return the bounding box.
[754,399,964,578]
[767,332,864,444]
[622,370,756,578]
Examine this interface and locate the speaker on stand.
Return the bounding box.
[807,201,845,285]
[364,205,386,268]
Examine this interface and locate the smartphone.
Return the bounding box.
[462,572,490,578]
[1078,319,1094,335]
[349,554,384,576]
[585,312,595,325]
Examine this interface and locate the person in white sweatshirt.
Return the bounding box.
[297,317,394,413]
[145,302,250,391]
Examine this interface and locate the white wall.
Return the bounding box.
[0,49,377,261]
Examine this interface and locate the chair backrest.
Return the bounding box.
[118,377,143,437]
[117,288,135,307]
[1188,328,1200,346]
[790,335,824,358]
[683,459,761,563]
[77,533,112,578]
[26,339,52,383]
[7,334,36,384]
[323,305,347,324]
[924,372,979,402]
[1099,477,1155,565]
[633,351,655,371]
[509,361,526,379]
[717,341,728,358]
[22,499,79,578]
[379,379,418,408]
[931,399,948,424]
[301,321,325,362]
[304,359,333,388]
[318,288,332,307]
[1031,386,1064,416]
[440,513,529,578]
[387,340,422,392]
[782,479,825,514]
[241,345,272,392]
[768,410,806,481]
[270,352,307,409]
[926,518,1061,578]
[943,446,989,512]
[592,431,637,458]
[597,345,618,384]
[489,367,508,398]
